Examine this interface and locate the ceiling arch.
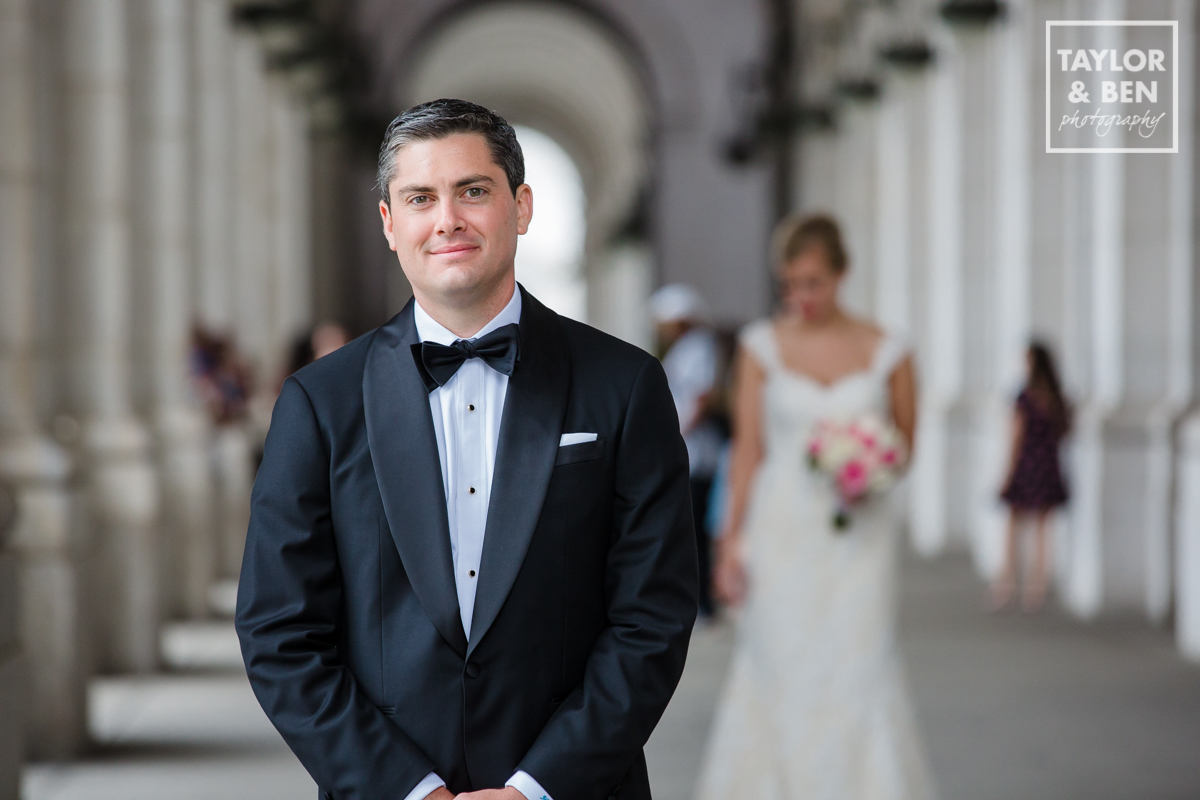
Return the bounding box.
[405,1,650,246]
[355,0,701,135]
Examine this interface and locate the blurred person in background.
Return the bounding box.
[283,322,352,384]
[255,322,354,468]
[285,331,316,380]
[191,325,253,426]
[312,321,351,360]
[993,342,1072,613]
[651,284,726,618]
[699,214,936,800]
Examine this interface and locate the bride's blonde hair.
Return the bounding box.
[771,213,849,274]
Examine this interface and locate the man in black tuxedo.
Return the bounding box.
[236,99,698,800]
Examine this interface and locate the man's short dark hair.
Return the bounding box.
[377,98,525,203]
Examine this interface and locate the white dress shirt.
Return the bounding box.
[661,327,722,478]
[404,287,553,800]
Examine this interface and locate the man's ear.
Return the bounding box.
[379,199,397,252]
[515,184,533,236]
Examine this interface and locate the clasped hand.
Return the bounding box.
[428,787,526,800]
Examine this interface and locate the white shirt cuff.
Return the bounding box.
[506,770,554,800]
[402,772,446,800]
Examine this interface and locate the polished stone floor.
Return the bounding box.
[22,551,1200,800]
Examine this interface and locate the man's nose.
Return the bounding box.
[435,199,466,236]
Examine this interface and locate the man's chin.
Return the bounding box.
[427,267,512,305]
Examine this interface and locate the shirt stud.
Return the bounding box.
[469,487,476,494]
[468,403,475,411]
[469,570,476,578]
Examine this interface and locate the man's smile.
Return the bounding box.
[429,243,480,258]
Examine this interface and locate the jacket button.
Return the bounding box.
[465,662,481,678]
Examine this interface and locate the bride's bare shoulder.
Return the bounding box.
[843,316,886,347]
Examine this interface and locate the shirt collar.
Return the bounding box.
[413,284,522,346]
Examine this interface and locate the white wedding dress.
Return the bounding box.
[696,319,936,800]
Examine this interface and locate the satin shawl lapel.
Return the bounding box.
[363,300,468,656]
[468,288,569,655]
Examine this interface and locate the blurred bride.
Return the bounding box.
[697,215,936,800]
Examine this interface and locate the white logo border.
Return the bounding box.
[1045,19,1179,154]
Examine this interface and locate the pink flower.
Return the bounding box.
[881,449,897,465]
[837,460,869,500]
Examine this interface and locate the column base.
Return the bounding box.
[83,417,161,674]
[909,395,953,557]
[213,424,254,580]
[966,396,1013,582]
[1063,403,1175,621]
[156,406,214,619]
[1,434,88,759]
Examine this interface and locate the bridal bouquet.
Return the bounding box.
[805,414,907,531]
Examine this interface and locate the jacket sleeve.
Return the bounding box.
[516,356,700,798]
[235,377,437,800]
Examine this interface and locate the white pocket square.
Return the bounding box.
[559,432,598,446]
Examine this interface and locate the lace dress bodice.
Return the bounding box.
[740,318,908,464]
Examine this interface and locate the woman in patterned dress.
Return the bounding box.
[994,342,1071,613]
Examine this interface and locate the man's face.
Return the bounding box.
[380,133,532,307]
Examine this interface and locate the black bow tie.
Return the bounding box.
[411,323,521,393]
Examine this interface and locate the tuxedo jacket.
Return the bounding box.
[236,287,699,800]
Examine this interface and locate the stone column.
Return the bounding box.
[136,0,214,621]
[1054,0,1194,621]
[1081,0,1193,621]
[194,0,234,331]
[938,17,1005,575]
[1,0,87,756]
[194,0,234,333]
[64,0,161,672]
[270,82,313,365]
[589,242,654,351]
[215,29,272,581]
[1178,415,1200,659]
[1059,2,1126,618]
[193,0,251,600]
[1176,0,1200,658]
[1027,0,1074,592]
[910,23,965,557]
[968,0,1035,580]
[876,62,940,554]
[233,31,274,381]
[1060,157,1123,617]
[794,39,842,216]
[795,126,839,214]
[310,130,351,329]
[833,100,879,317]
[872,75,912,339]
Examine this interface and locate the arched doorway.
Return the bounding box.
[403,0,654,347]
[512,126,587,321]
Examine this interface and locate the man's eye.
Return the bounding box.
[409,195,430,205]
[465,187,485,198]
